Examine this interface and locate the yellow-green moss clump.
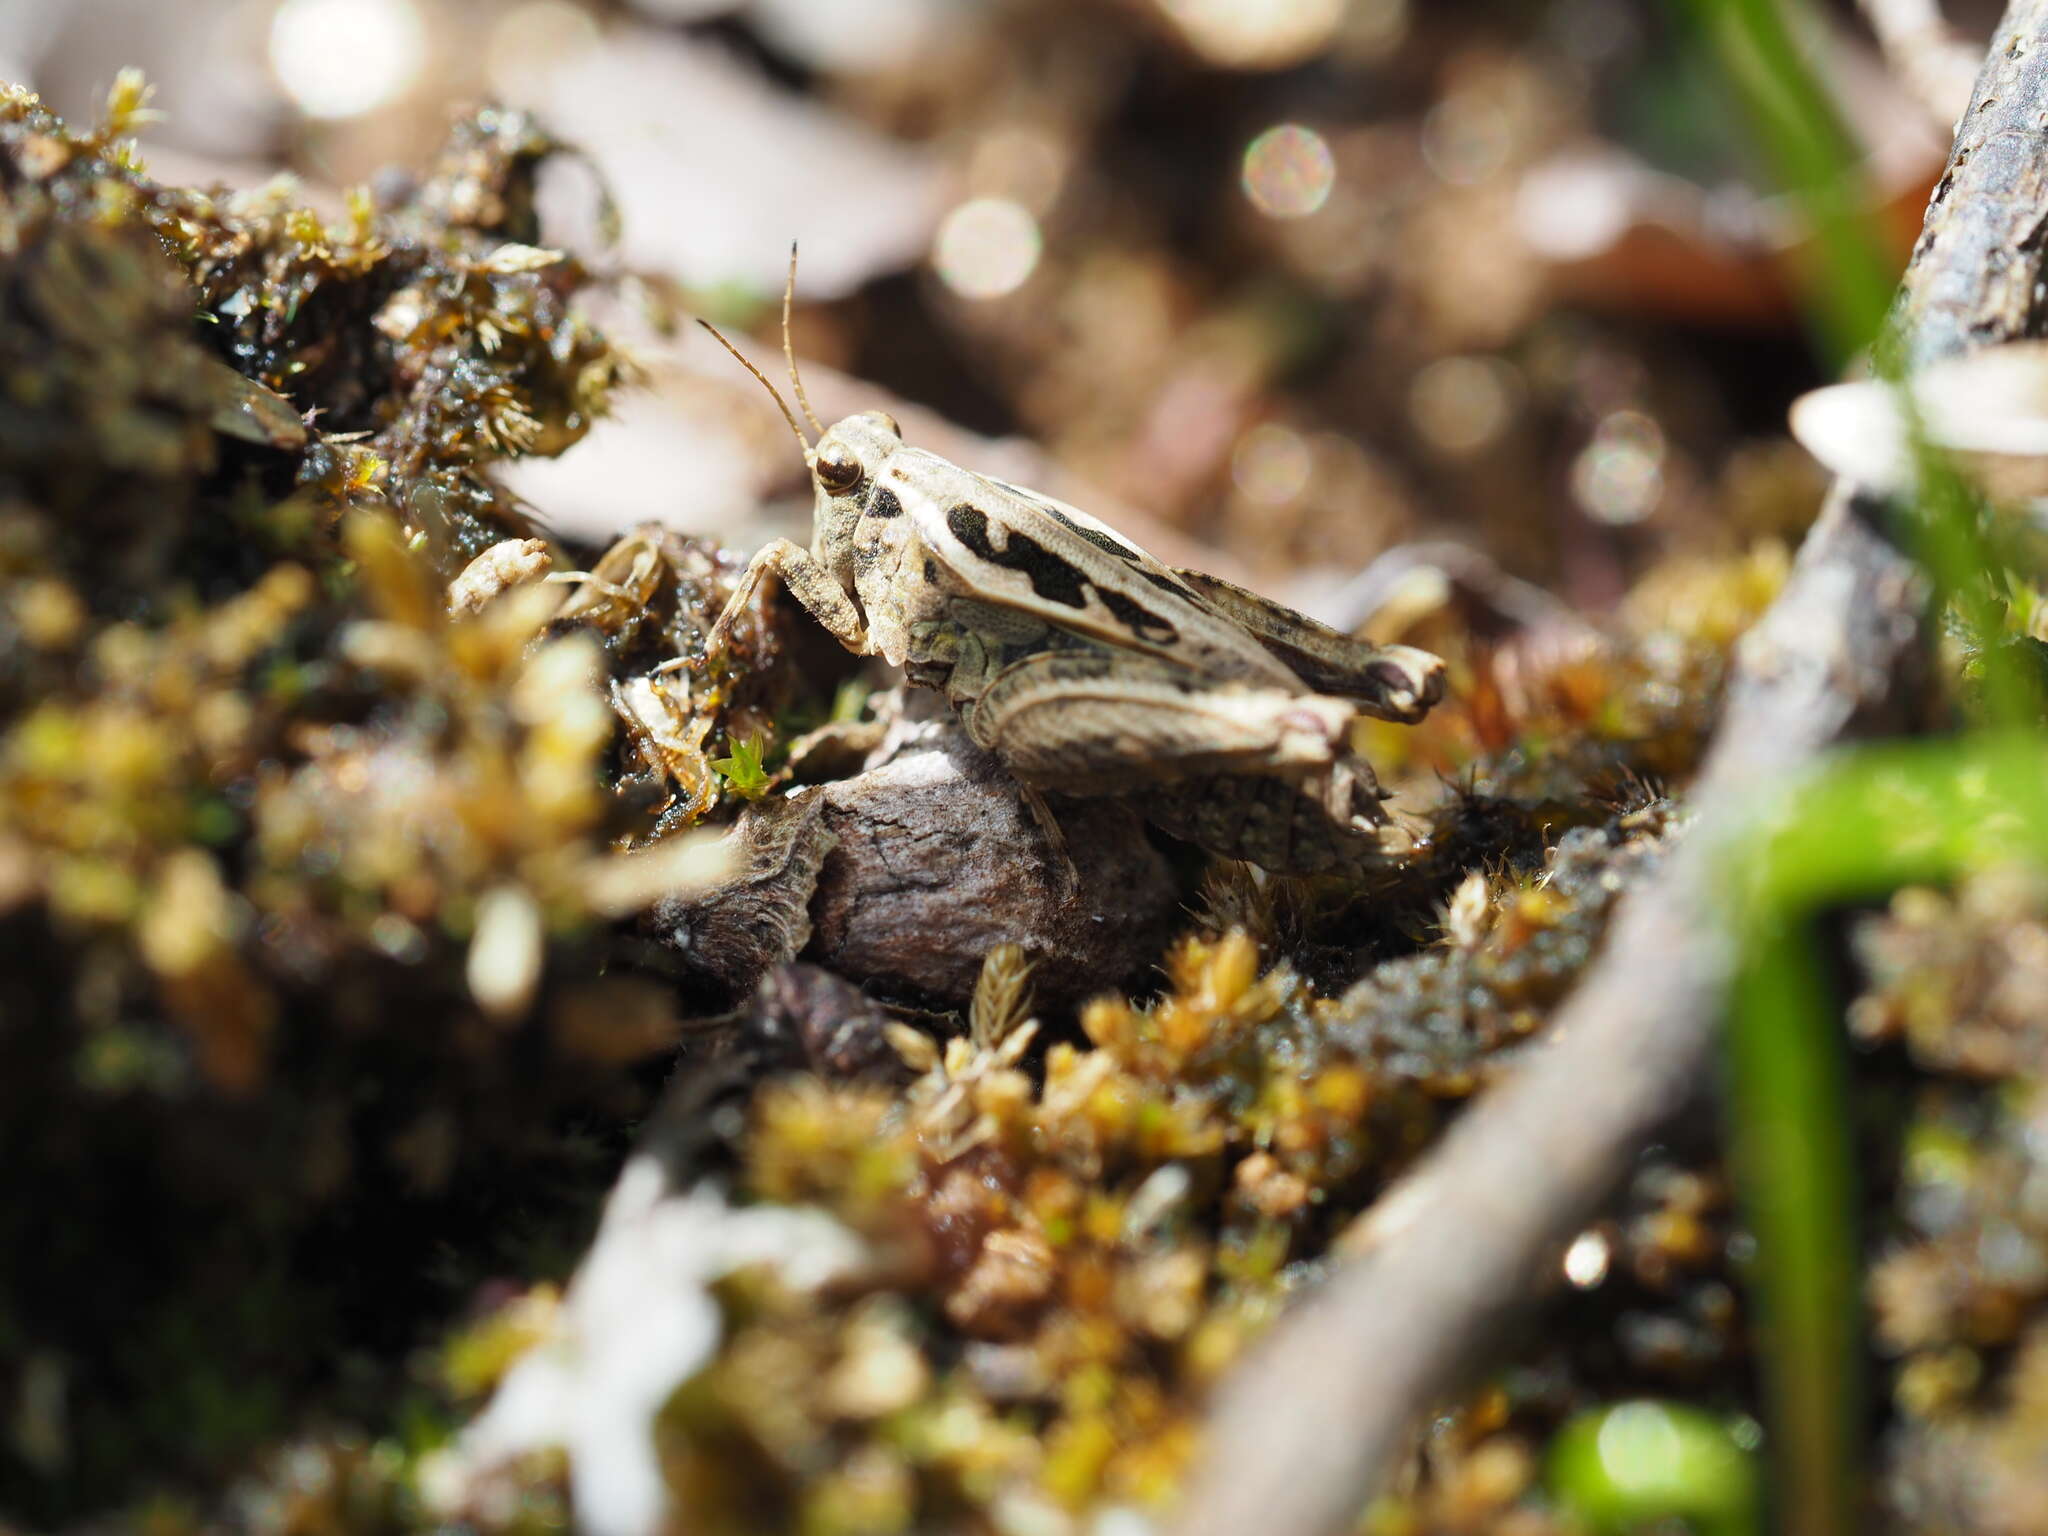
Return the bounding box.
[659,816,1699,1534]
[423,791,1739,1536]
[0,79,700,1521]
[1851,872,2048,1531]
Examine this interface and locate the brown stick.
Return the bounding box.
[1167,7,2048,1532]
[1170,490,1919,1536]
[1891,0,2048,368]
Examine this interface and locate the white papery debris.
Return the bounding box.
[466,884,545,1023]
[425,1160,867,1536]
[536,27,941,299]
[1790,341,2048,501]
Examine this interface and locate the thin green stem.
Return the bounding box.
[1675,0,2048,1525]
[1677,0,1892,364]
[1726,927,1857,1536]
[1670,1,1898,1523]
[1717,733,2048,1532]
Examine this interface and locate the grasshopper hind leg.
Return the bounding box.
[958,646,1356,794]
[1139,756,1397,876]
[1015,780,1082,900]
[953,637,1414,878]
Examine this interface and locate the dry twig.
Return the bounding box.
[1167,7,2048,1533]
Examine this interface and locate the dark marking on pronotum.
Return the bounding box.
[947,504,1089,609]
[1040,502,1143,563]
[1098,586,1177,643]
[866,487,904,520]
[922,557,939,584]
[947,503,996,551]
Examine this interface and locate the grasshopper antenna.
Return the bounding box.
[784,241,825,437]
[696,317,812,464]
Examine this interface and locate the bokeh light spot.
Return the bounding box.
[1595,1401,1685,1477]
[1158,0,1346,70]
[1420,91,1511,186]
[966,124,1068,216]
[1572,410,1666,525]
[1409,356,1519,457]
[1231,422,1314,505]
[1241,123,1336,220]
[270,0,426,121]
[1339,0,1411,63]
[1563,1229,1612,1289]
[933,197,1042,300]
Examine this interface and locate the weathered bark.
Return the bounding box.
[1892,0,2048,368]
[806,719,1178,1009]
[648,715,1179,1011]
[645,792,836,996]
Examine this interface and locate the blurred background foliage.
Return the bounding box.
[10,0,1950,586]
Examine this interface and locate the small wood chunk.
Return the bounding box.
[806,721,1177,1008]
[645,793,836,995]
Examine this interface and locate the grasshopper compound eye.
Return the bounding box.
[815,441,864,495]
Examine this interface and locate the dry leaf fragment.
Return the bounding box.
[449,538,554,615]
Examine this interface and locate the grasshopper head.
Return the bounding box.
[692,262,904,586]
[810,410,902,498]
[809,410,903,575]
